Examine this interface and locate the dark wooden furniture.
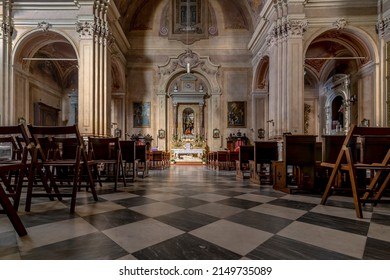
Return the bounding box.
[26,125,98,213]
[249,141,279,184]
[119,140,138,182]
[226,134,249,151]
[235,145,254,179]
[0,125,29,236]
[321,125,390,218]
[136,145,149,178]
[215,151,229,170]
[273,135,317,193]
[88,137,126,191]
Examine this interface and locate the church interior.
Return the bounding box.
[1,0,390,260]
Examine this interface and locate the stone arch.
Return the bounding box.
[12,28,78,125]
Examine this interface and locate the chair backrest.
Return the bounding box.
[135,145,147,162]
[0,125,29,161]
[27,125,85,162]
[119,140,136,162]
[88,137,120,161]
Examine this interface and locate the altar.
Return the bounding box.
[172,147,204,159]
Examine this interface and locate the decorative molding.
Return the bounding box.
[376,17,390,37]
[158,49,221,95]
[76,21,96,39]
[333,18,347,30]
[304,103,311,134]
[37,21,52,32]
[0,21,14,39]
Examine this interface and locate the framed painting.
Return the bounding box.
[227,101,246,128]
[133,102,151,128]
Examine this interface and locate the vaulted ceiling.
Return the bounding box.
[113,0,266,35]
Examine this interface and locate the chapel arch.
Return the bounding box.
[12,29,78,125]
[304,26,377,135]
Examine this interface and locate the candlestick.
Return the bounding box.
[186,62,190,73]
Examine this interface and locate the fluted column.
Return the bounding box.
[173,102,178,137]
[76,0,111,136]
[0,0,13,125]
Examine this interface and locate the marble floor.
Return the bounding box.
[1,165,390,260]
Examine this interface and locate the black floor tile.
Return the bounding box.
[226,210,293,233]
[247,235,357,260]
[20,232,129,260]
[268,198,317,211]
[363,237,390,259]
[216,198,262,209]
[82,209,148,230]
[155,210,219,232]
[133,233,242,260]
[297,212,370,236]
[113,196,158,208]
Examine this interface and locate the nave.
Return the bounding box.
[1,165,390,260]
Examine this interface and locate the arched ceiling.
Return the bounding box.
[112,0,265,34]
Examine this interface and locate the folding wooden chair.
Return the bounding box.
[26,125,98,213]
[0,124,31,236]
[321,125,390,218]
[88,137,126,191]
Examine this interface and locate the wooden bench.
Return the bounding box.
[249,141,279,184]
[273,135,317,193]
[120,140,138,182]
[236,145,254,179]
[135,144,149,178]
[320,125,390,218]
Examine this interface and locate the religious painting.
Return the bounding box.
[133,102,151,128]
[227,101,246,128]
[213,128,220,138]
[158,129,166,139]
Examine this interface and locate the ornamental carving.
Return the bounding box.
[76,21,96,39]
[334,18,347,30]
[376,17,390,37]
[37,21,52,32]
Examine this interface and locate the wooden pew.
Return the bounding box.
[273,135,317,193]
[236,145,254,179]
[321,125,390,218]
[120,140,138,182]
[249,141,279,184]
[136,145,149,178]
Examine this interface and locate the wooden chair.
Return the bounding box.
[0,125,31,217]
[119,140,138,182]
[235,146,254,179]
[88,137,126,191]
[321,125,390,218]
[0,160,28,236]
[26,125,98,213]
[249,141,278,184]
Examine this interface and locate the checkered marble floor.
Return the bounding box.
[1,165,390,260]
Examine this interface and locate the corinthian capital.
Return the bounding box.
[376,17,390,37]
[0,21,14,39]
[76,21,96,39]
[287,19,308,37]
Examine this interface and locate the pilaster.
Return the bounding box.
[0,0,13,125]
[76,0,112,136]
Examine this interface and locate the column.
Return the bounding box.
[199,102,204,137]
[0,1,13,125]
[76,0,111,136]
[173,102,178,137]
